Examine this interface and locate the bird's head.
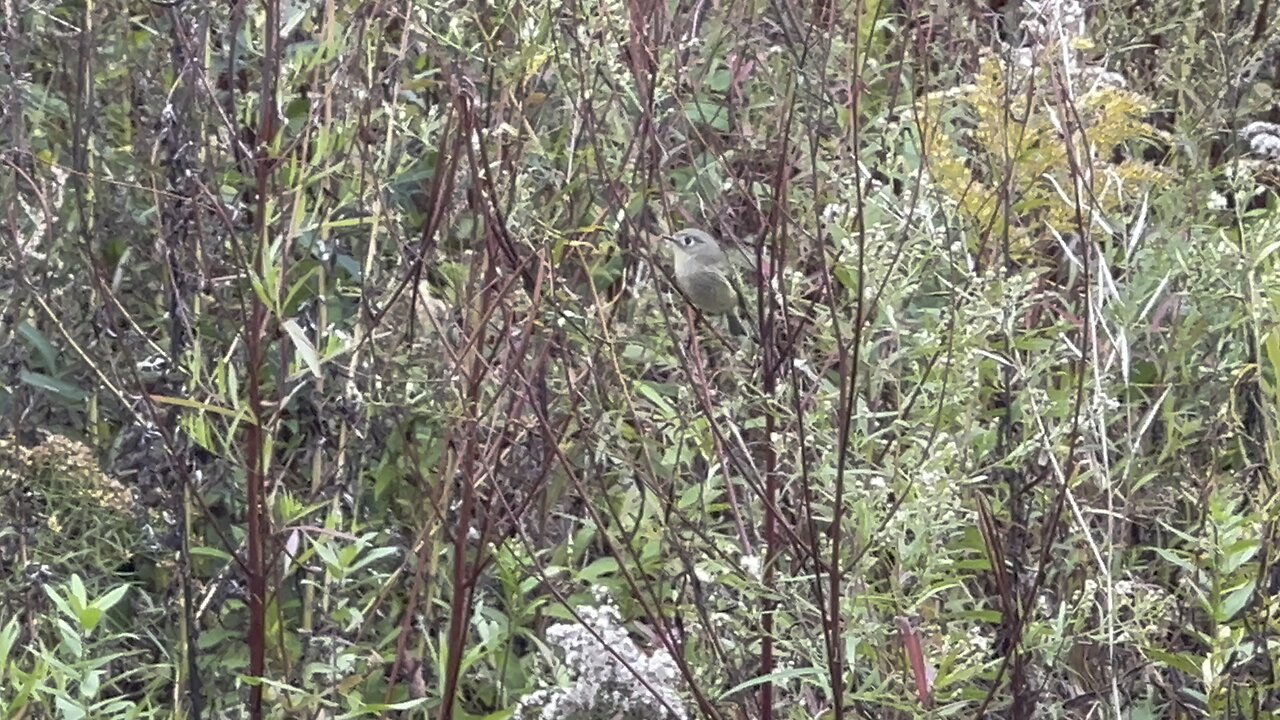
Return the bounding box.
[664,228,725,265]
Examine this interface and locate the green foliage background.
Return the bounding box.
[2,0,1279,717]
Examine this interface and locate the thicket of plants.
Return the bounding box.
[2,0,1279,717]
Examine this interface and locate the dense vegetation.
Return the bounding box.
[2,0,1279,717]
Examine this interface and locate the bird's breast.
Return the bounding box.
[676,269,737,314]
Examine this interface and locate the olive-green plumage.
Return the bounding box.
[665,228,748,336]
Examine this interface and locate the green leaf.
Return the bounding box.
[1215,578,1256,622]
[17,321,58,371]
[0,617,19,676]
[283,264,321,313]
[23,82,71,120]
[346,546,398,574]
[56,619,84,658]
[18,370,87,403]
[55,695,87,720]
[283,318,322,378]
[79,669,101,699]
[92,585,129,614]
[719,665,826,697]
[685,99,730,132]
[335,697,428,719]
[43,586,74,624]
[1152,547,1195,574]
[312,539,341,569]
[1221,538,1261,574]
[336,254,362,280]
[196,629,239,650]
[77,607,104,634]
[189,546,236,563]
[68,576,88,609]
[542,603,577,622]
[706,68,732,93]
[578,557,618,582]
[634,380,677,418]
[6,652,44,710]
[150,394,257,425]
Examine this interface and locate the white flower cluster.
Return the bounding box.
[1019,0,1086,47]
[1011,0,1126,93]
[515,594,689,720]
[1240,122,1280,162]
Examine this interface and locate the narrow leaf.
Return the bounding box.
[283,318,321,378]
[18,371,87,403]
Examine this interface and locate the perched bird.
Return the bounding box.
[664,228,749,337]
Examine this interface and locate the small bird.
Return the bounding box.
[664,228,749,336]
